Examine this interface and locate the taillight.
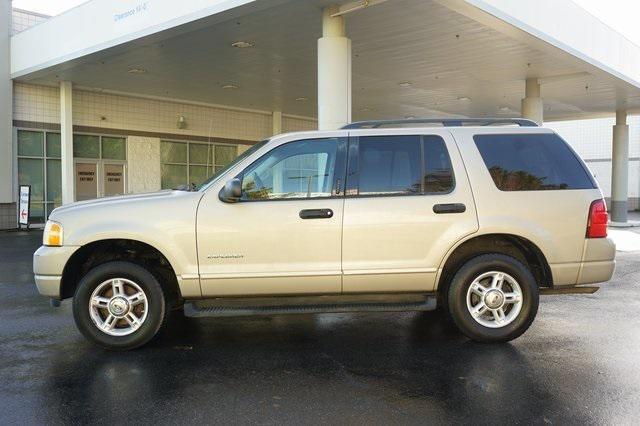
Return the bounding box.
[586,199,608,238]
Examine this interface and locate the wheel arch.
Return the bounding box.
[436,233,553,296]
[60,238,182,307]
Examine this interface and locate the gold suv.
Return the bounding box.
[33,118,615,350]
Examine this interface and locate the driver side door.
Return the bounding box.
[196,135,347,296]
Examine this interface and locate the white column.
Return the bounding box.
[521,78,543,125]
[317,5,352,130]
[611,109,629,223]
[272,110,282,135]
[60,81,74,205]
[0,0,12,206]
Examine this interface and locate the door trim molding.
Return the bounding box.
[343,267,438,275]
[200,270,342,280]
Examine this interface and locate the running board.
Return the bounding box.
[184,296,437,318]
[540,286,599,295]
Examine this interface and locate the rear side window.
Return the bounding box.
[353,135,454,196]
[423,136,454,193]
[474,133,595,191]
[358,135,422,195]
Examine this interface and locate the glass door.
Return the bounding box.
[75,162,98,201]
[104,163,125,197]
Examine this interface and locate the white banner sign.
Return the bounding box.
[18,185,30,226]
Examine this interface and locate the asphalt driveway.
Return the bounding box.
[1,230,639,425]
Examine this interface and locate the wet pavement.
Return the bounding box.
[1,230,639,425]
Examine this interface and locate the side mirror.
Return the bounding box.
[219,178,242,203]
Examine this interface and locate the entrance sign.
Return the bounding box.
[18,185,31,227]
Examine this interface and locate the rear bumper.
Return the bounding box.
[578,237,616,284]
[550,238,616,286]
[577,260,615,285]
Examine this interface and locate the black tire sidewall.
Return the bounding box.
[448,254,539,343]
[73,261,166,350]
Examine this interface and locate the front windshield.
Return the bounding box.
[196,139,269,191]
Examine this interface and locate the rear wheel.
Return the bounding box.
[448,254,538,343]
[73,261,168,350]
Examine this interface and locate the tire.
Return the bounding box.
[72,261,169,350]
[447,254,539,343]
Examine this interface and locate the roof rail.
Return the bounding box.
[341,118,539,129]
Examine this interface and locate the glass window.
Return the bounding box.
[198,140,268,191]
[214,145,237,167]
[189,143,210,165]
[18,158,44,202]
[474,134,596,191]
[101,137,126,160]
[18,157,45,223]
[46,159,62,205]
[73,135,100,158]
[161,140,240,189]
[189,165,209,186]
[241,138,338,200]
[46,133,61,158]
[423,136,454,193]
[357,136,421,195]
[18,130,44,157]
[17,130,67,223]
[161,164,187,189]
[161,141,187,163]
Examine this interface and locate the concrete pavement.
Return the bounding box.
[0,230,639,424]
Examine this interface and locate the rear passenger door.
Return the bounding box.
[341,130,478,293]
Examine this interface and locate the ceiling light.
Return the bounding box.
[398,81,412,87]
[360,107,371,112]
[295,97,308,102]
[458,96,471,101]
[499,106,510,112]
[231,41,254,48]
[405,115,416,119]
[221,84,239,90]
[127,67,147,74]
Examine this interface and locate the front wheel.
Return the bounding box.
[73,261,168,350]
[448,254,539,343]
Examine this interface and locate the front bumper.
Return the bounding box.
[33,245,80,299]
[34,274,63,298]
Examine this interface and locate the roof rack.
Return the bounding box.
[341,118,539,129]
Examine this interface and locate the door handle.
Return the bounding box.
[433,203,466,214]
[299,209,334,219]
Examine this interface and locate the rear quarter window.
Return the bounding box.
[473,133,596,191]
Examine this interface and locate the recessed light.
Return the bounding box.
[499,106,510,112]
[295,97,308,102]
[405,115,416,119]
[458,96,471,101]
[231,41,254,48]
[398,81,412,87]
[360,107,371,112]
[127,67,147,74]
[221,84,239,90]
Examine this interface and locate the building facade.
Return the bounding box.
[2,8,316,229]
[3,1,640,228]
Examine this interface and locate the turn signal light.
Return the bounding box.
[43,220,64,246]
[586,199,608,238]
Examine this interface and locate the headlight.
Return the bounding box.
[43,220,64,247]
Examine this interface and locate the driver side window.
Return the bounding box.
[241,138,341,200]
